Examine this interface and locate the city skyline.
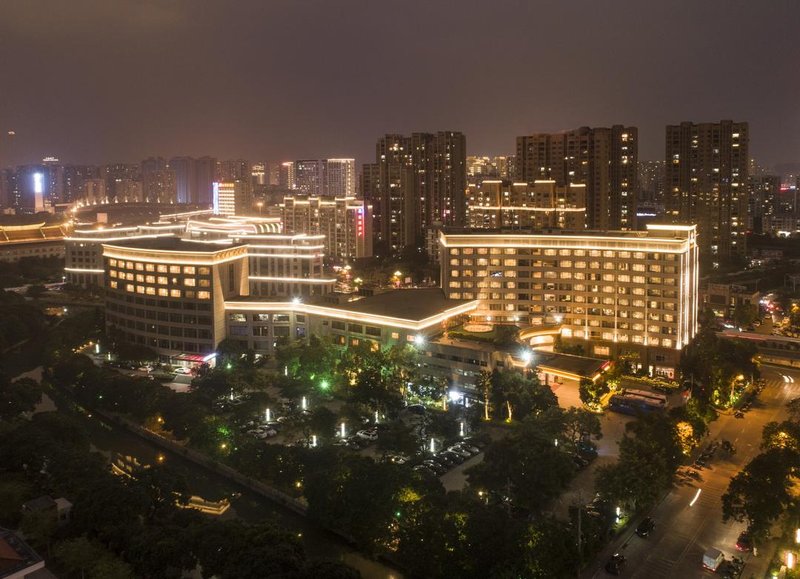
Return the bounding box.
[1,1,798,168]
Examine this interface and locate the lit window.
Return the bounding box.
[135,263,144,271]
[158,288,169,297]
[169,265,181,274]
[184,266,196,275]
[146,275,155,284]
[126,284,134,292]
[157,265,168,273]
[184,278,196,287]
[157,276,168,285]
[170,289,181,298]
[145,264,155,272]
[146,287,155,295]
[136,286,145,294]
[110,281,118,289]
[109,259,117,267]
[391,332,400,339]
[197,291,211,300]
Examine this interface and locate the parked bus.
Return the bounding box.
[608,390,666,416]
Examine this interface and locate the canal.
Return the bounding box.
[39,385,402,579]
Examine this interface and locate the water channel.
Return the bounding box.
[40,386,402,579]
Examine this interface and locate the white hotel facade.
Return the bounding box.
[440,224,699,376]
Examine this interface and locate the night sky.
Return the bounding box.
[1,0,798,168]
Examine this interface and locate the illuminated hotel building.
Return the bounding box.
[239,232,333,298]
[467,180,586,230]
[439,224,699,375]
[281,195,372,261]
[65,223,184,286]
[103,238,249,357]
[224,289,477,357]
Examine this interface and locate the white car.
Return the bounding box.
[356,429,378,442]
[174,367,192,375]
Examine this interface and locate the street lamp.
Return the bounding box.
[340,422,346,438]
[256,201,263,215]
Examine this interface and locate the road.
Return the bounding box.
[585,364,800,579]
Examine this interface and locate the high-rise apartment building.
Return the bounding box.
[213,180,253,216]
[664,120,749,259]
[281,194,373,261]
[467,180,586,230]
[169,157,217,205]
[218,159,251,183]
[294,160,324,195]
[363,131,466,255]
[516,126,637,231]
[325,159,356,197]
[466,156,515,184]
[141,158,177,203]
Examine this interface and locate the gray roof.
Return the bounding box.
[324,289,473,321]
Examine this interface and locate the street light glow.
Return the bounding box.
[414,334,425,346]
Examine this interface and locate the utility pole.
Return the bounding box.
[576,503,582,579]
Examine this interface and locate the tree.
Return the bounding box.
[562,407,602,447]
[467,409,574,513]
[476,370,492,421]
[54,536,135,579]
[376,421,420,458]
[722,448,798,542]
[596,413,681,510]
[579,378,608,408]
[0,376,41,421]
[733,303,759,328]
[489,369,556,422]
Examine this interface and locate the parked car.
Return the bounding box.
[431,454,456,468]
[356,429,378,442]
[413,465,436,477]
[447,446,472,458]
[439,450,464,465]
[572,455,589,469]
[635,517,655,537]
[735,531,752,552]
[455,443,480,455]
[422,460,447,475]
[605,554,626,575]
[174,367,192,375]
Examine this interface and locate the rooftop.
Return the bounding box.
[103,237,242,253]
[534,352,610,379]
[322,289,471,321]
[0,527,44,579]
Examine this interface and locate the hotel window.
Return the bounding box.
[110,281,118,289]
[158,288,169,296]
[145,275,155,284]
[157,276,168,285]
[199,267,210,275]
[255,313,270,321]
[229,313,247,322]
[109,270,118,278]
[135,274,144,282]
[450,248,459,255]
[109,259,117,267]
[146,287,156,295]
[185,291,196,299]
[136,286,145,294]
[135,262,144,271]
[170,289,181,298]
[197,291,211,300]
[450,259,460,266]
[391,332,400,340]
[126,284,134,292]
[199,279,210,287]
[185,278,196,287]
[169,265,181,274]
[184,266,196,275]
[145,263,155,272]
